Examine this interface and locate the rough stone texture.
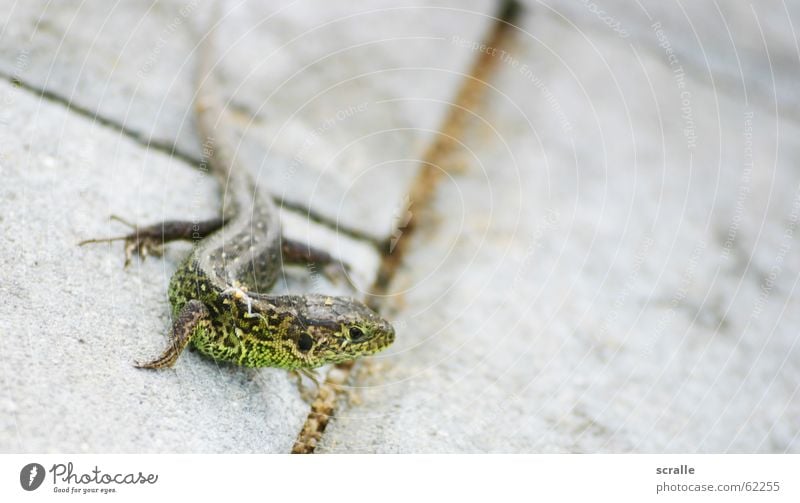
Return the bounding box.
[529,0,800,115]
[0,73,382,452]
[0,78,308,452]
[0,0,496,239]
[318,3,800,452]
[0,1,496,453]
[3,0,799,454]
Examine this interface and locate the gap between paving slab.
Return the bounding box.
[0,68,378,245]
[0,71,374,453]
[290,0,523,454]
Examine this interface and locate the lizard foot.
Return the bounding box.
[290,368,321,403]
[78,215,166,267]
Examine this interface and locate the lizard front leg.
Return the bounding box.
[79,216,224,267]
[134,300,210,369]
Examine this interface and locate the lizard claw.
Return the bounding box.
[121,234,164,268]
[78,215,166,268]
[290,369,321,403]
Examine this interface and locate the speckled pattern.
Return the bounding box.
[162,255,394,369]
[132,31,395,371]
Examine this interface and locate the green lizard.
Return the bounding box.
[81,21,394,371]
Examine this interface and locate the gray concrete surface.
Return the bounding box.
[0,0,495,240]
[2,0,799,453]
[0,0,495,452]
[0,77,311,452]
[318,3,800,452]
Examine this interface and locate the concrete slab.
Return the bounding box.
[0,75,373,453]
[317,4,800,453]
[0,0,497,453]
[0,0,498,240]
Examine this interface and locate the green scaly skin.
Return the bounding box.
[83,25,394,371]
[164,255,395,369]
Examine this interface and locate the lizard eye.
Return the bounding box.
[298,333,313,352]
[349,326,367,342]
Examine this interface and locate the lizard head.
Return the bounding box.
[294,294,395,369]
[243,293,395,369]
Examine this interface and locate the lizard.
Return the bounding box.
[80,16,395,373]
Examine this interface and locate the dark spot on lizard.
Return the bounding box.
[297,333,313,352]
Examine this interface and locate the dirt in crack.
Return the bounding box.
[291,0,523,454]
